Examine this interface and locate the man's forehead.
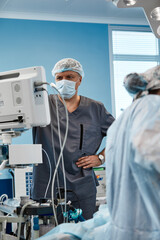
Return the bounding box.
[55,71,78,76]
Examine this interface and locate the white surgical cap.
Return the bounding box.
[51,58,84,78]
[124,65,160,99]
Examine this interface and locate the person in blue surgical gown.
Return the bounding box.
[37,65,160,240]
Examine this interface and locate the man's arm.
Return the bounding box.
[76,148,105,169]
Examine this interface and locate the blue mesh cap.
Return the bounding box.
[123,65,160,100]
[124,65,160,96]
[51,58,84,78]
[123,73,148,95]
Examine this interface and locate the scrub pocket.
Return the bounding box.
[82,123,102,153]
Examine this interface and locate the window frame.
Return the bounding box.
[108,25,160,118]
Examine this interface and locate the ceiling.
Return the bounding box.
[0,0,148,25]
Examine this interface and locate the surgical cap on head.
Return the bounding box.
[52,58,84,78]
[124,65,160,98]
[124,73,147,95]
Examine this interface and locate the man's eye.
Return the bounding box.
[56,77,62,80]
[67,76,73,79]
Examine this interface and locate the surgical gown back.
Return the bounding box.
[105,94,160,240]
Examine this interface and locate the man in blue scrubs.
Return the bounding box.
[31,58,114,221]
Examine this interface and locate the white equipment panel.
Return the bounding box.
[9,144,42,165]
[0,66,50,130]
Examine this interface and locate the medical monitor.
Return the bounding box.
[0,66,50,131]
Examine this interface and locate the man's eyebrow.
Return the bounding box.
[66,74,75,76]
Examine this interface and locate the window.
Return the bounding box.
[109,26,160,118]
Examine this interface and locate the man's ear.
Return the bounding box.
[79,76,82,84]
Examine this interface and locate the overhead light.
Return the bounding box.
[123,0,137,6]
[110,0,160,39]
[150,7,160,21]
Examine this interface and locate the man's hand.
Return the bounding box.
[76,155,102,169]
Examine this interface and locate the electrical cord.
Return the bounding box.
[34,85,63,207]
[43,148,52,199]
[68,190,81,211]
[54,94,67,223]
[49,96,64,217]
[58,188,81,210]
[0,194,8,204]
[36,88,62,205]
[42,112,67,222]
[17,200,35,240]
[49,83,69,226]
[34,81,69,226]
[0,160,8,171]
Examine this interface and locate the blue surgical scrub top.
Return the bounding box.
[31,95,114,202]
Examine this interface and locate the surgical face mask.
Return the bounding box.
[55,79,76,99]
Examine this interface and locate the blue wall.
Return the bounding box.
[0,18,112,144]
